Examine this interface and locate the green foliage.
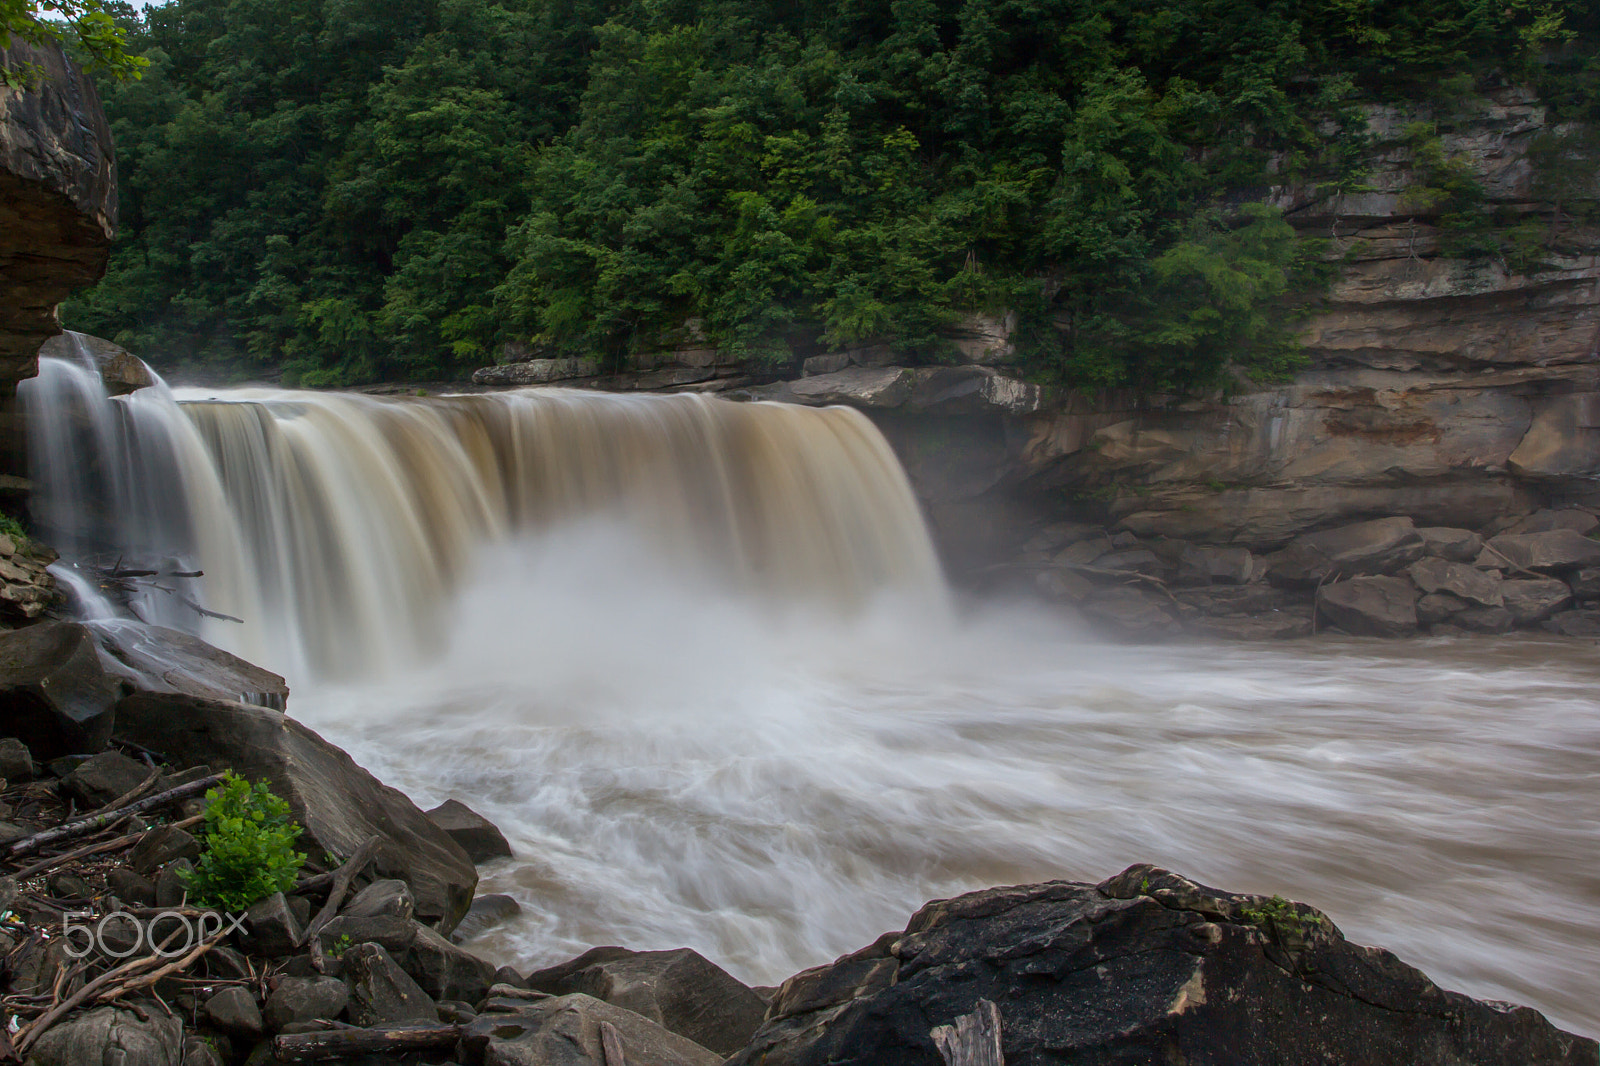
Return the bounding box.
[0,512,29,547]
[62,0,1600,393]
[1239,894,1328,938]
[0,0,146,86]
[179,773,305,912]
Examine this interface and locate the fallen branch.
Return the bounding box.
[6,775,223,859]
[8,813,205,881]
[92,767,163,818]
[272,1024,462,1063]
[13,927,188,1053]
[299,836,380,947]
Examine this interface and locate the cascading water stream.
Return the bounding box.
[18,341,1600,1038]
[21,343,947,681]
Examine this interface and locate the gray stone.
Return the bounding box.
[115,693,476,933]
[1506,509,1600,536]
[425,799,512,863]
[1186,610,1313,640]
[181,1037,226,1066]
[343,941,436,1026]
[1416,526,1484,563]
[241,892,303,957]
[60,750,149,807]
[106,868,157,907]
[86,619,289,709]
[1485,529,1600,573]
[1267,517,1426,587]
[1569,567,1600,600]
[156,859,193,908]
[0,622,121,759]
[1172,585,1301,615]
[1542,609,1600,637]
[783,366,916,408]
[461,993,722,1066]
[1316,575,1419,637]
[342,878,414,920]
[0,736,34,780]
[203,944,252,981]
[1452,606,1516,634]
[26,1006,183,1066]
[1091,549,1164,574]
[1501,578,1573,625]
[1405,557,1503,607]
[801,353,851,376]
[725,865,1596,1066]
[525,946,773,1057]
[129,824,200,876]
[1079,586,1179,635]
[1176,544,1254,586]
[1032,567,1094,602]
[451,893,523,945]
[204,986,264,1037]
[316,914,499,1004]
[1416,591,1471,625]
[47,870,93,899]
[472,357,602,386]
[264,975,350,1032]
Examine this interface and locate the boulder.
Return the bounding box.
[60,750,149,807]
[1172,585,1300,615]
[425,798,512,863]
[316,914,499,1003]
[1505,509,1600,536]
[726,866,1596,1066]
[1176,544,1254,586]
[242,892,303,957]
[1451,606,1516,634]
[525,946,769,1057]
[461,993,722,1066]
[105,868,156,907]
[1078,585,1179,635]
[1415,526,1484,563]
[1543,609,1600,637]
[38,332,154,395]
[342,941,436,1026]
[1186,610,1313,640]
[451,893,523,945]
[0,621,120,759]
[342,878,414,920]
[264,975,350,1032]
[129,824,200,876]
[1501,578,1573,625]
[86,619,289,708]
[113,693,476,933]
[1316,575,1418,637]
[1405,557,1503,607]
[1416,591,1471,625]
[1266,517,1425,587]
[25,1005,183,1066]
[1484,529,1600,573]
[203,986,264,1037]
[1568,567,1600,600]
[784,366,916,408]
[0,736,34,780]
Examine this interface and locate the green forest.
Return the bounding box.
[62,0,1600,390]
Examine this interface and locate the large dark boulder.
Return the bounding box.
[462,993,722,1066]
[727,866,1595,1066]
[86,619,289,708]
[526,946,770,1057]
[1315,574,1419,636]
[425,797,512,862]
[113,693,477,933]
[1266,516,1426,587]
[0,621,120,758]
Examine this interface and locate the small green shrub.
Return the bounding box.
[180,773,306,911]
[0,512,29,547]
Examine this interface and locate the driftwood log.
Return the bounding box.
[5,773,224,859]
[272,1024,462,1062]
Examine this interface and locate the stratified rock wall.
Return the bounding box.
[0,40,115,393]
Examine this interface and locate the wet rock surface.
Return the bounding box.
[727,865,1598,1066]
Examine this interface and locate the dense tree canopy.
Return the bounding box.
[64,0,1600,390]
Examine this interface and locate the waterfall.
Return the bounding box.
[20,343,946,681]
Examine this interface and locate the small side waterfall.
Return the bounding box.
[20,342,946,680]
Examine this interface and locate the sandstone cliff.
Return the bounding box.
[0,39,116,396]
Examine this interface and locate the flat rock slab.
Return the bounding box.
[726,865,1597,1066]
[463,993,722,1066]
[1267,516,1425,586]
[1486,529,1600,572]
[1316,574,1419,636]
[1406,556,1503,606]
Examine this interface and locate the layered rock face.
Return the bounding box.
[0,41,116,395]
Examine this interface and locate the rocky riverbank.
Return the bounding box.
[0,618,1595,1064]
